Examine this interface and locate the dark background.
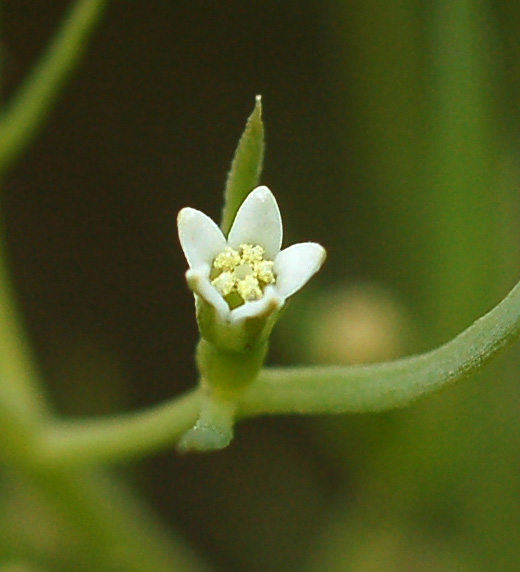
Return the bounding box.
[2,2,520,571]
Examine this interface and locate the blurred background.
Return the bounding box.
[2,1,520,570]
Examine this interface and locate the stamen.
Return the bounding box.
[211,271,235,296]
[254,260,275,284]
[237,275,262,301]
[210,242,276,306]
[240,244,264,264]
[213,247,241,271]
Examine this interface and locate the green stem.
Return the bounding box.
[0,381,209,572]
[240,278,520,416]
[0,215,49,425]
[424,0,500,337]
[0,0,108,176]
[0,210,50,469]
[36,276,520,466]
[177,389,237,453]
[0,2,213,568]
[39,389,202,467]
[0,235,207,568]
[24,468,215,572]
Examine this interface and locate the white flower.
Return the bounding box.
[177,185,326,325]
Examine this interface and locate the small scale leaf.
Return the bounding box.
[176,423,232,453]
[221,95,265,236]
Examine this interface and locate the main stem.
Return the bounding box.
[35,273,520,467]
[0,213,208,570]
[240,277,520,416]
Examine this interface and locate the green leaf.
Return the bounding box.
[220,95,265,235]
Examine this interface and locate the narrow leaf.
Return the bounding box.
[220,95,265,235]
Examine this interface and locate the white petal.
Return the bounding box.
[227,186,282,259]
[230,286,283,322]
[186,268,230,319]
[274,242,326,299]
[177,207,226,268]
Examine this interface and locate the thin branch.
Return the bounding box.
[38,389,202,467]
[36,277,520,466]
[0,0,108,175]
[240,278,520,416]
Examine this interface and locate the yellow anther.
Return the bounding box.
[211,271,235,296]
[254,260,275,284]
[213,247,241,271]
[237,275,262,301]
[211,243,276,306]
[240,244,265,264]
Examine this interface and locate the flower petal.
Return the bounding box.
[227,186,282,259]
[177,207,226,268]
[230,286,283,322]
[274,242,326,299]
[186,267,230,319]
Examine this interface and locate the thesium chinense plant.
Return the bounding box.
[1,1,520,570]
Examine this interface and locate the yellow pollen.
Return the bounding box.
[237,275,262,301]
[213,247,241,271]
[240,244,264,264]
[254,260,275,284]
[211,271,235,296]
[210,243,276,306]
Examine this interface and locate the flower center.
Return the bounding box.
[210,244,276,308]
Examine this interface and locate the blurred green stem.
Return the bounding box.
[0,2,217,570]
[0,0,108,176]
[42,388,203,466]
[241,278,520,415]
[425,0,500,337]
[35,276,520,466]
[0,242,210,568]
[22,468,215,572]
[0,216,49,425]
